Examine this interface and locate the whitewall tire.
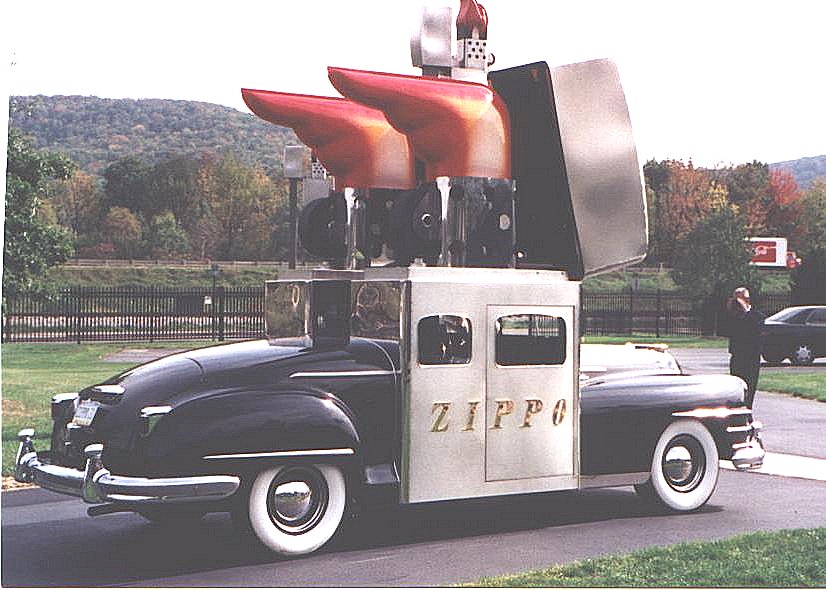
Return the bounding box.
[635,419,719,512]
[247,464,346,556]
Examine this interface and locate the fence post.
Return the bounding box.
[655,289,661,338]
[75,287,82,344]
[628,287,634,336]
[218,286,226,341]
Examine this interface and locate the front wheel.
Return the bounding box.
[634,419,719,512]
[245,464,346,556]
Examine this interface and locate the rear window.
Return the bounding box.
[808,308,826,324]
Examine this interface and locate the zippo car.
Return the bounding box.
[15,269,765,556]
[761,306,826,365]
[14,0,764,558]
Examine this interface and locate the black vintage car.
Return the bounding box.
[761,306,826,365]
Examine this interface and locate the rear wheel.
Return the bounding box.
[790,343,815,366]
[243,464,346,556]
[635,419,719,512]
[761,346,785,364]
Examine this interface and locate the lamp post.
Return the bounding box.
[208,263,222,340]
[284,145,307,270]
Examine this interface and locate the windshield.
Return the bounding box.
[767,307,811,324]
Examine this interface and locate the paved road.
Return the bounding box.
[671,347,826,374]
[2,468,825,587]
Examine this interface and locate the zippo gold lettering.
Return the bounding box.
[431,402,451,432]
[463,401,481,431]
[491,399,514,429]
[552,399,567,425]
[521,398,544,428]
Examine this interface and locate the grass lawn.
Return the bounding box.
[582,335,728,348]
[473,528,826,587]
[759,372,826,402]
[0,341,217,477]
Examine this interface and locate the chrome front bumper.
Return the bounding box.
[729,419,765,471]
[730,437,765,471]
[14,429,240,505]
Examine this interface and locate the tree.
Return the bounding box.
[720,161,771,233]
[3,128,75,296]
[797,179,826,258]
[102,206,144,258]
[148,155,206,229]
[52,170,104,240]
[147,212,189,258]
[103,156,151,215]
[790,246,826,305]
[645,160,720,264]
[198,154,286,260]
[763,168,804,244]
[673,206,762,334]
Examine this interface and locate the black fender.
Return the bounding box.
[581,373,745,475]
[140,388,363,487]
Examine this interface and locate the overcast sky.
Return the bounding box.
[3,0,825,168]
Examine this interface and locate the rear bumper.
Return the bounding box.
[14,429,240,505]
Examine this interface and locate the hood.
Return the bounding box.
[581,373,746,414]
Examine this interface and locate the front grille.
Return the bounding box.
[85,391,123,405]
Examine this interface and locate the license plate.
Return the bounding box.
[73,400,100,426]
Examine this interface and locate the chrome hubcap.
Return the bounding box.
[794,345,813,363]
[662,435,705,492]
[267,467,328,535]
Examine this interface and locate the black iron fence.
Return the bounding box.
[1,287,264,343]
[582,291,790,337]
[1,287,792,343]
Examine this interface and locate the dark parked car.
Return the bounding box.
[761,306,826,365]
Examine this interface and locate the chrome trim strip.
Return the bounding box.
[203,448,355,460]
[579,471,649,489]
[726,425,752,433]
[673,407,753,419]
[140,405,172,418]
[52,392,79,404]
[92,385,125,395]
[289,370,396,379]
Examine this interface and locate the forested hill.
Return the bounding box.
[770,155,826,189]
[9,95,297,177]
[9,94,825,188]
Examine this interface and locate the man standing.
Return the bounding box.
[727,287,765,408]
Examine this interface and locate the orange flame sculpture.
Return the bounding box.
[328,67,511,181]
[241,89,416,190]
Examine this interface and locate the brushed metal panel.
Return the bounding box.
[485,305,576,482]
[550,59,648,277]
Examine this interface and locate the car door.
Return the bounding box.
[485,305,576,485]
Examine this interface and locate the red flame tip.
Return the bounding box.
[457,0,488,40]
